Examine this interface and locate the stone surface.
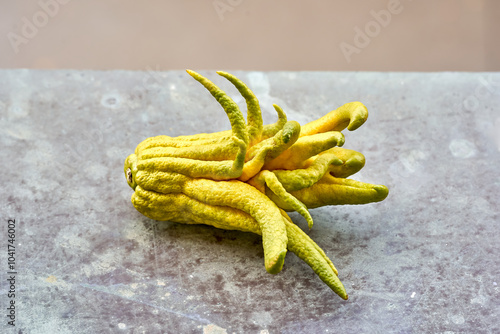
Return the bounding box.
[1,70,499,333]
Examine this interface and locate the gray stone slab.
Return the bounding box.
[1,69,499,333]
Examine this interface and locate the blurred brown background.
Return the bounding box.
[1,0,499,71]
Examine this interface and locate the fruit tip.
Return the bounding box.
[375,185,389,201]
[186,69,196,76]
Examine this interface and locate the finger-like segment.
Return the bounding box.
[136,134,233,152]
[186,70,249,147]
[137,146,245,180]
[271,153,343,192]
[138,141,239,162]
[300,102,368,137]
[283,175,389,209]
[282,213,348,300]
[239,146,272,182]
[240,121,301,181]
[246,120,300,160]
[281,211,337,276]
[135,171,288,274]
[217,71,263,145]
[187,179,288,274]
[249,170,314,229]
[264,131,345,170]
[324,147,366,178]
[132,185,262,233]
[261,104,287,139]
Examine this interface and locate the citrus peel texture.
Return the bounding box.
[124,70,389,300]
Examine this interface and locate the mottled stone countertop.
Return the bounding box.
[1,70,499,333]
